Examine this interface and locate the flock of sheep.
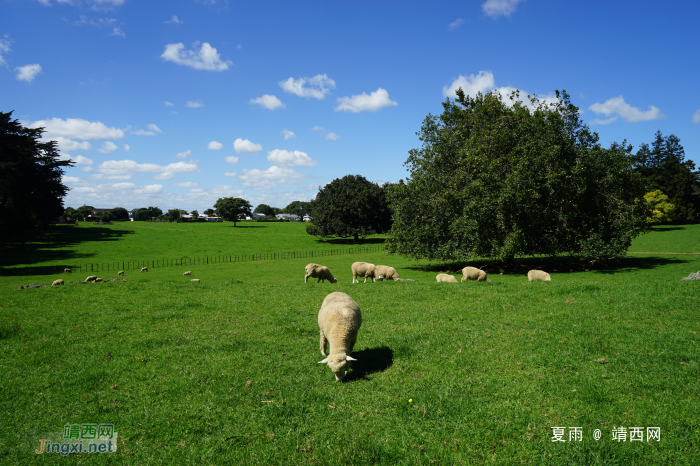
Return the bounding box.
[308,261,552,381]
[50,266,201,287]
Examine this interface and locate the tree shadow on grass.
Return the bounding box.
[315,237,387,246]
[0,225,135,272]
[346,345,393,382]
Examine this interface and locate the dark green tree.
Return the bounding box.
[214,197,253,227]
[0,111,75,241]
[76,205,94,220]
[134,206,162,221]
[101,211,113,222]
[284,200,313,219]
[306,174,392,242]
[110,207,129,221]
[164,209,182,222]
[190,210,199,219]
[63,207,78,221]
[203,208,215,217]
[254,204,276,217]
[632,131,699,223]
[386,89,647,264]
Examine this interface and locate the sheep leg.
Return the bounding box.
[319,330,327,356]
[305,274,309,283]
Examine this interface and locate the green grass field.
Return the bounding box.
[1,222,699,464]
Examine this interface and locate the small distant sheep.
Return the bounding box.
[190,279,200,283]
[317,292,361,381]
[436,273,458,283]
[376,265,400,281]
[118,270,124,276]
[351,262,384,283]
[52,279,64,287]
[527,270,551,281]
[64,268,72,273]
[95,278,103,282]
[304,263,338,283]
[460,266,491,282]
[140,267,148,272]
[85,275,97,282]
[183,271,192,276]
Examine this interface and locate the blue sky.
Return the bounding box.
[2,0,698,212]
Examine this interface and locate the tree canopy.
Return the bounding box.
[253,203,276,217]
[0,111,75,241]
[306,174,392,241]
[134,206,162,221]
[214,197,253,227]
[164,209,182,222]
[284,200,313,219]
[386,89,647,264]
[110,207,129,221]
[643,190,676,224]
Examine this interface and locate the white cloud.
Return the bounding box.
[165,15,183,24]
[51,137,92,152]
[165,101,174,107]
[99,141,118,153]
[588,96,665,122]
[442,70,496,98]
[172,181,199,187]
[589,117,618,126]
[15,64,42,82]
[131,123,162,136]
[0,39,10,66]
[176,149,191,159]
[207,141,223,150]
[325,132,339,141]
[233,138,262,154]
[448,18,464,30]
[223,172,237,177]
[80,166,94,172]
[250,94,284,110]
[186,100,203,108]
[482,0,525,18]
[74,155,93,165]
[152,172,175,180]
[266,149,317,167]
[224,156,239,164]
[279,74,336,99]
[691,110,700,124]
[28,117,125,140]
[281,129,296,140]
[111,27,125,38]
[37,0,51,5]
[238,166,306,189]
[94,159,200,179]
[161,42,232,71]
[335,88,398,113]
[311,126,324,131]
[123,144,130,151]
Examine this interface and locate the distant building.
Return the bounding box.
[276,214,300,221]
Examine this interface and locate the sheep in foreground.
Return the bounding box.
[460,266,491,282]
[64,268,71,273]
[318,292,361,381]
[190,279,200,283]
[376,265,400,281]
[118,270,124,276]
[183,271,192,276]
[85,275,97,282]
[52,279,64,287]
[436,273,458,283]
[95,278,103,282]
[304,263,337,283]
[140,267,148,272]
[527,270,551,281]
[351,262,384,283]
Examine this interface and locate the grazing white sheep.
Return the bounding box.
[190,279,200,283]
[118,270,124,276]
[304,263,337,283]
[183,271,192,276]
[436,273,458,283]
[527,270,552,281]
[351,262,385,283]
[317,292,361,381]
[376,265,400,281]
[52,279,64,287]
[140,267,148,272]
[85,275,97,282]
[460,266,491,282]
[95,278,103,282]
[64,268,72,273]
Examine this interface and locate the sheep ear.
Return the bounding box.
[318,358,329,364]
[346,356,357,361]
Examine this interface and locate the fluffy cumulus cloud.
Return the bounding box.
[92,159,200,180]
[176,149,191,159]
[207,141,223,150]
[15,64,42,82]
[279,74,336,99]
[448,18,464,30]
[0,39,10,66]
[482,0,525,18]
[28,117,125,140]
[311,126,324,131]
[123,144,130,151]
[74,155,93,165]
[223,172,237,177]
[132,123,162,136]
[224,156,239,164]
[693,110,700,124]
[266,149,317,167]
[588,96,665,123]
[325,132,339,141]
[99,141,118,153]
[233,138,262,154]
[335,88,398,113]
[161,42,232,71]
[238,166,306,189]
[186,101,203,108]
[250,94,284,110]
[51,137,92,152]
[281,129,296,140]
[165,15,182,24]
[172,181,198,187]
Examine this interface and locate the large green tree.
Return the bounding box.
[253,203,276,217]
[284,200,313,219]
[386,89,647,264]
[306,174,392,242]
[214,197,253,227]
[134,206,162,221]
[0,111,75,241]
[632,131,699,223]
[110,207,129,221]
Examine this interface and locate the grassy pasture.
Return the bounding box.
[0,223,699,464]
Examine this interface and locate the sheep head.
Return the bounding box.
[318,354,357,381]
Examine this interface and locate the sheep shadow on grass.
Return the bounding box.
[346,345,393,382]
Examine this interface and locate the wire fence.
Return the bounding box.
[3,245,387,277]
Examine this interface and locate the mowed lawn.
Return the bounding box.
[0,223,699,464]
